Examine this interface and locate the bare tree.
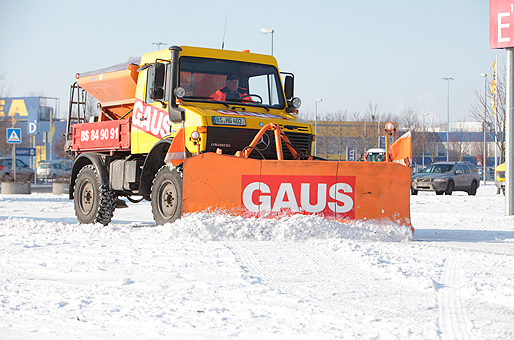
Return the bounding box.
[315,112,335,159]
[0,69,11,157]
[469,63,506,163]
[53,133,67,160]
[333,110,351,160]
[425,120,443,163]
[449,119,472,161]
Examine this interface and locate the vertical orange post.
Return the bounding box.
[384,122,396,162]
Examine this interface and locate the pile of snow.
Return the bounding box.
[1,185,513,339]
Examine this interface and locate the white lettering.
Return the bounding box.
[133,100,171,139]
[499,12,511,43]
[300,183,327,213]
[242,182,271,212]
[243,180,355,216]
[132,100,144,128]
[150,109,162,136]
[272,183,299,212]
[328,183,354,213]
[140,106,152,131]
[80,130,89,142]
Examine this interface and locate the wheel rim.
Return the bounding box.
[78,179,94,215]
[158,179,178,219]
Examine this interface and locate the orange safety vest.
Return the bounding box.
[210,87,251,101]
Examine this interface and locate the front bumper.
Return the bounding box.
[411,180,448,191]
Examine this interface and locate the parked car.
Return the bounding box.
[0,158,35,182]
[495,163,505,195]
[411,162,480,196]
[36,161,71,180]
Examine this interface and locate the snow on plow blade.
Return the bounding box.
[182,153,411,227]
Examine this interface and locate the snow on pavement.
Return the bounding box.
[0,185,513,339]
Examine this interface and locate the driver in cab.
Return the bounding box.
[210,74,253,102]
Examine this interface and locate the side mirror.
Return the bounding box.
[150,63,165,101]
[284,75,294,100]
[455,170,462,175]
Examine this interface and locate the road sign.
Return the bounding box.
[7,128,21,144]
[15,148,36,156]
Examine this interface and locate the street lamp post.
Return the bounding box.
[314,98,322,157]
[422,112,429,168]
[481,73,488,185]
[260,28,274,55]
[152,42,167,50]
[443,77,454,161]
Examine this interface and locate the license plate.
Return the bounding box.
[212,116,246,126]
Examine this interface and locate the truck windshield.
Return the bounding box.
[178,56,284,108]
[366,153,384,162]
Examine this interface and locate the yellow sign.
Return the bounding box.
[36,145,46,165]
[0,99,29,117]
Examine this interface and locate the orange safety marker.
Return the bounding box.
[164,128,186,167]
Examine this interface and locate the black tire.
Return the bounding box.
[435,191,444,195]
[74,165,116,225]
[411,189,418,195]
[445,181,454,195]
[468,181,478,196]
[151,165,183,225]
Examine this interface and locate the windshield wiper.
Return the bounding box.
[226,98,270,112]
[182,96,229,108]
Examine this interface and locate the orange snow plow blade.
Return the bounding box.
[182,153,412,227]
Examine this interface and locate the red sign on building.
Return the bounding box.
[490,0,514,49]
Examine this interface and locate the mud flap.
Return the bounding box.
[182,153,411,228]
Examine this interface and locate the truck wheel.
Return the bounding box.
[74,165,116,225]
[444,181,454,195]
[468,181,477,196]
[151,165,182,225]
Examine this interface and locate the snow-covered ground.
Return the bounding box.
[1,184,513,339]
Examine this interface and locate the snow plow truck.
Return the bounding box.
[65,45,411,227]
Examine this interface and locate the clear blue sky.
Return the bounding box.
[0,0,499,124]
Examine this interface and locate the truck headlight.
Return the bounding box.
[291,97,302,108]
[174,87,186,98]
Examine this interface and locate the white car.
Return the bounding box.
[37,162,71,180]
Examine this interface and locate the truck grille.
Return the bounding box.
[205,127,312,160]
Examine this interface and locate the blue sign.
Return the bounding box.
[7,128,22,144]
[346,147,357,161]
[15,148,36,156]
[0,97,40,135]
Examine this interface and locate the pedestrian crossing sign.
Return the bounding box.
[7,128,22,144]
